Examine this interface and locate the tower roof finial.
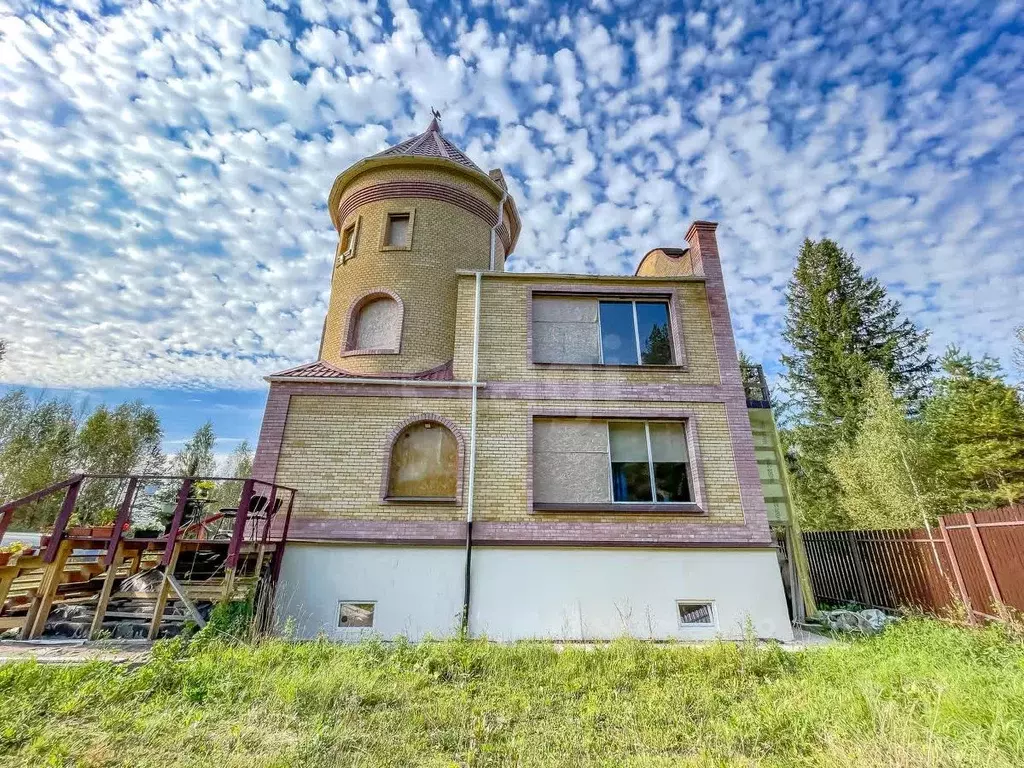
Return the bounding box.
[428,107,442,132]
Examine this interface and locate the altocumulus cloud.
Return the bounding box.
[0,0,1022,390]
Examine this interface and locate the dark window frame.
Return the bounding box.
[608,420,693,504]
[598,299,673,366]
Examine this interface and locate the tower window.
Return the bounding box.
[335,218,360,267]
[383,212,412,248]
[340,222,356,255]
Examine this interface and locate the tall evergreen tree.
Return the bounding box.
[1014,326,1024,382]
[921,348,1024,512]
[781,238,935,528]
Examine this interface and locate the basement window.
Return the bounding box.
[677,601,715,627]
[338,602,375,628]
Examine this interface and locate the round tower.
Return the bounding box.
[320,118,520,376]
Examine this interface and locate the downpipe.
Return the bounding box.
[461,270,483,636]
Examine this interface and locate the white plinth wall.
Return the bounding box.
[276,544,793,642]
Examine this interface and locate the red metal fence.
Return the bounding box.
[803,503,1024,622]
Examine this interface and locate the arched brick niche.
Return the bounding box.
[380,413,466,504]
[341,288,404,357]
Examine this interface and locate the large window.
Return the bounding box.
[387,421,458,500]
[609,421,691,503]
[599,301,673,365]
[532,417,696,509]
[532,295,674,365]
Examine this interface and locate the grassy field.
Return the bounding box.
[1,619,1022,767]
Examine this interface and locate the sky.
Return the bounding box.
[1,0,1022,450]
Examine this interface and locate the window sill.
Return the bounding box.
[339,348,400,357]
[380,244,413,252]
[530,362,688,372]
[382,496,459,505]
[532,502,705,514]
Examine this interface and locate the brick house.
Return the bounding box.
[253,118,793,641]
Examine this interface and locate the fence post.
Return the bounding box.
[965,511,1006,619]
[939,515,975,625]
[845,531,872,607]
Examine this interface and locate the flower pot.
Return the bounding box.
[92,525,115,538]
[132,529,161,539]
[69,526,92,537]
[40,535,51,547]
[0,553,10,567]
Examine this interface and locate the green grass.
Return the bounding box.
[1,619,1023,767]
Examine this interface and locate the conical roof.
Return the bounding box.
[367,117,484,174]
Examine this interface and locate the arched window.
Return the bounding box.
[386,420,459,500]
[344,290,403,354]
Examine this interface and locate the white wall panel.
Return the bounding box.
[470,548,793,641]
[276,545,793,642]
[276,544,464,641]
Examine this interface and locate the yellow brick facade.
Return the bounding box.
[453,273,721,386]
[257,124,762,542]
[274,392,743,526]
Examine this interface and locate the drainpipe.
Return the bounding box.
[462,190,506,636]
[461,270,482,636]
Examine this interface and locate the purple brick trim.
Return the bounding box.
[481,382,725,401]
[282,518,772,547]
[379,412,466,506]
[287,518,466,544]
[268,381,473,398]
[685,221,770,540]
[252,385,291,484]
[525,284,688,370]
[338,180,514,253]
[472,521,772,546]
[526,406,708,514]
[342,287,404,356]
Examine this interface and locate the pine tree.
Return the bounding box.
[781,238,935,528]
[921,348,1024,512]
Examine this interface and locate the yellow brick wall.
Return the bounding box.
[453,275,721,386]
[472,398,742,525]
[635,248,697,277]
[276,395,471,522]
[275,394,742,526]
[322,166,504,375]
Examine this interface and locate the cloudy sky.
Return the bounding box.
[1,0,1022,447]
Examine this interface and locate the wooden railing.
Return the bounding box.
[0,474,297,640]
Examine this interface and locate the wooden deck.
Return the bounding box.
[0,475,296,641]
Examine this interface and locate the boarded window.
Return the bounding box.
[353,296,401,350]
[532,296,601,363]
[385,213,411,247]
[532,295,673,365]
[533,418,692,506]
[388,421,458,499]
[533,418,610,504]
[339,602,375,627]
